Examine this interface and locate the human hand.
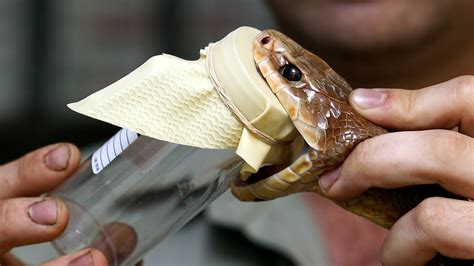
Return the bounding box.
[318,76,474,265]
[0,143,108,266]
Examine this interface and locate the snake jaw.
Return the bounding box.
[231,143,318,202]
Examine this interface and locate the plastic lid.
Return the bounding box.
[208,27,299,172]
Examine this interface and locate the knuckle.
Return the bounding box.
[17,156,27,184]
[453,75,474,91]
[425,130,467,167]
[453,75,474,113]
[402,90,419,123]
[16,151,36,186]
[350,139,375,170]
[0,200,13,239]
[380,242,392,265]
[413,197,449,238]
[345,138,382,187]
[385,88,418,124]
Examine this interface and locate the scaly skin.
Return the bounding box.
[230,30,460,230]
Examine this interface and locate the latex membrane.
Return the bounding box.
[68,26,303,175]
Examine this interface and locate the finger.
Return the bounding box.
[381,197,474,265]
[41,248,108,266]
[0,143,81,199]
[89,222,138,264]
[0,253,24,266]
[349,76,474,136]
[0,197,68,254]
[318,130,474,200]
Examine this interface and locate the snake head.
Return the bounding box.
[232,31,422,234]
[231,30,366,202]
[254,30,335,94]
[253,30,353,151]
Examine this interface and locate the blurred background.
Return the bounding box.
[3,0,312,265]
[0,0,275,161]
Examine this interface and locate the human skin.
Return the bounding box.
[267,0,474,89]
[0,143,109,266]
[267,0,474,265]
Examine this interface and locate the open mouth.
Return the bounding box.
[233,143,311,188]
[233,164,287,187]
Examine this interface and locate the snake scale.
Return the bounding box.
[230,29,470,266]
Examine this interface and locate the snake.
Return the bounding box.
[230,29,470,265]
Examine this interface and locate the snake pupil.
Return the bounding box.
[280,64,302,81]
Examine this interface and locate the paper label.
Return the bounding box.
[91,128,138,174]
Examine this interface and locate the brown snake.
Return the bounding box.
[230,30,470,265]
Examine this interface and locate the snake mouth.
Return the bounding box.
[233,143,310,188]
[231,144,317,202]
[233,164,287,187]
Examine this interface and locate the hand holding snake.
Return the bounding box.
[231,30,474,265]
[321,79,474,265]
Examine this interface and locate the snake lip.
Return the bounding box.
[234,164,287,187]
[233,143,311,188]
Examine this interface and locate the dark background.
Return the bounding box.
[0,0,275,161]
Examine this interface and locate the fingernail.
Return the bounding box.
[351,89,387,109]
[44,145,70,171]
[28,199,58,225]
[319,167,341,193]
[69,251,94,266]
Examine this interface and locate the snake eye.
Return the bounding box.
[279,64,302,81]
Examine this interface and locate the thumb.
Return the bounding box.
[348,76,474,135]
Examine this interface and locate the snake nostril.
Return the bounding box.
[261,36,272,45]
